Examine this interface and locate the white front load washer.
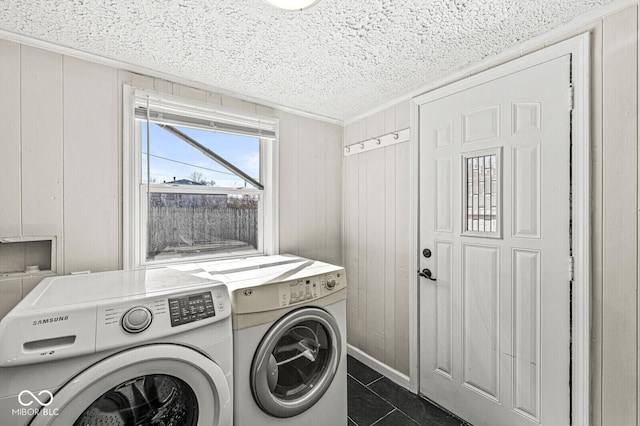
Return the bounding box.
[0,267,233,426]
[193,255,347,426]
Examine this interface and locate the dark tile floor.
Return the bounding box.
[347,356,470,426]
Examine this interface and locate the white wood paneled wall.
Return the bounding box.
[276,112,343,266]
[601,6,638,425]
[0,39,342,319]
[64,57,119,274]
[0,42,119,318]
[0,40,21,239]
[344,101,411,375]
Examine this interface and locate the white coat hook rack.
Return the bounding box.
[343,128,410,157]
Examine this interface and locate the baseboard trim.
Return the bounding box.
[347,344,411,391]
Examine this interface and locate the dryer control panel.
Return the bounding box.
[230,267,346,314]
[279,278,320,306]
[277,272,345,307]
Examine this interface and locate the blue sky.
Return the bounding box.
[141,122,260,188]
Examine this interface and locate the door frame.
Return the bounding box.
[408,33,590,425]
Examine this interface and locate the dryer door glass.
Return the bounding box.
[73,374,197,426]
[252,307,341,418]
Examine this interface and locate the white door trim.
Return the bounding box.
[409,33,590,425]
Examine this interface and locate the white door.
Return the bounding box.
[418,55,571,426]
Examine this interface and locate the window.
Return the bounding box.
[123,86,278,268]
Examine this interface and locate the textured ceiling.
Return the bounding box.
[0,0,613,120]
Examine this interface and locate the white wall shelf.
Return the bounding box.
[0,237,56,275]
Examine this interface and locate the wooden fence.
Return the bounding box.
[148,206,257,256]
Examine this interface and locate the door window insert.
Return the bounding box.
[462,148,502,238]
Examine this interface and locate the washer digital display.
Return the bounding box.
[168,291,215,327]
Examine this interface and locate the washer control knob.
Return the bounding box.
[122,306,153,333]
[326,277,337,290]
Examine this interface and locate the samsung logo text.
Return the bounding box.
[32,316,68,326]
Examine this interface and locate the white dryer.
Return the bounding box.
[197,255,347,426]
[0,268,233,426]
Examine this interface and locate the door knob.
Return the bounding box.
[418,268,437,281]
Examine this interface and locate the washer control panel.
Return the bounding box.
[95,284,230,353]
[122,306,153,333]
[0,271,231,366]
[168,291,216,327]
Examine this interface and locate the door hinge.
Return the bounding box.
[569,84,574,111]
[569,256,575,281]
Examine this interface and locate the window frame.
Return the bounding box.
[123,85,279,269]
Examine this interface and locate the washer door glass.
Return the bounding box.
[252,307,341,418]
[73,374,197,426]
[28,345,231,426]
